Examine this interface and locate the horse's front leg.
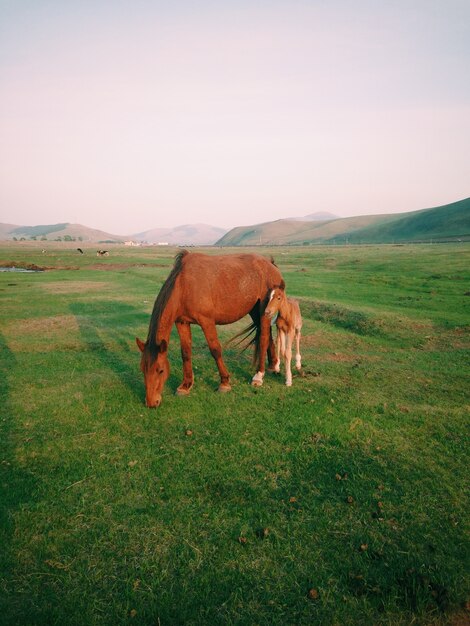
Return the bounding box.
[273,329,281,374]
[252,315,272,386]
[175,321,194,396]
[199,319,231,392]
[295,327,302,371]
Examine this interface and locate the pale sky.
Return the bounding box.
[1,1,469,235]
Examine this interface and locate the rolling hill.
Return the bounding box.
[0,223,126,242]
[216,198,470,245]
[0,222,227,245]
[133,223,227,245]
[333,197,470,244]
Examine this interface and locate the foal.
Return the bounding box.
[264,288,302,386]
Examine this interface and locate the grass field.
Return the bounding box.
[1,242,469,625]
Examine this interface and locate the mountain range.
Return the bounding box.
[0,199,468,245]
[0,211,334,245]
[0,222,226,245]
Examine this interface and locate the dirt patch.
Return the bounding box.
[0,261,79,271]
[88,263,132,270]
[300,332,335,349]
[42,281,109,294]
[0,261,46,271]
[7,314,80,336]
[88,263,170,271]
[323,352,359,363]
[4,315,83,353]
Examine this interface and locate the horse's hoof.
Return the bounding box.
[218,383,231,393]
[285,381,292,387]
[251,372,265,387]
[176,385,192,396]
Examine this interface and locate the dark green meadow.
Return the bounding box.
[1,242,469,626]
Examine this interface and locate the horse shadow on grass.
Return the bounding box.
[0,332,41,623]
[70,301,152,403]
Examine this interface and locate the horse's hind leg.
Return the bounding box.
[252,314,272,386]
[175,321,194,395]
[249,306,276,373]
[200,318,231,392]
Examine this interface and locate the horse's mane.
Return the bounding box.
[146,250,188,360]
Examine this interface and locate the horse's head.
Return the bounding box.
[136,337,170,408]
[265,287,287,319]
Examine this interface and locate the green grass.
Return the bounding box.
[1,242,469,625]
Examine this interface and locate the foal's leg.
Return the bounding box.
[273,329,281,374]
[175,321,194,395]
[295,327,302,371]
[199,318,231,392]
[285,329,294,386]
[266,326,277,372]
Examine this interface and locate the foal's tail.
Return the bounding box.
[226,319,262,366]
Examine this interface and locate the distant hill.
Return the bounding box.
[0,221,227,245]
[133,223,227,245]
[216,198,470,245]
[291,211,338,221]
[0,222,126,242]
[0,223,20,240]
[216,214,395,246]
[332,197,470,244]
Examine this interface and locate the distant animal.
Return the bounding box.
[77,248,84,254]
[96,250,109,257]
[264,287,303,386]
[136,250,285,408]
[41,249,46,254]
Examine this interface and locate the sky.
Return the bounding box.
[0,0,469,235]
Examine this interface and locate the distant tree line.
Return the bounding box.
[12,235,84,242]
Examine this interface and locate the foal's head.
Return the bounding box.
[136,337,170,408]
[265,287,287,319]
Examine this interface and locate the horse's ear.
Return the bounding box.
[280,279,286,290]
[159,339,168,354]
[136,337,146,352]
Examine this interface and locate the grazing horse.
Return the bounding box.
[136,250,285,408]
[264,287,303,386]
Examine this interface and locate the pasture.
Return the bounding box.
[1,242,469,625]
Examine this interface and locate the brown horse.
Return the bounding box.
[136,250,285,407]
[265,287,303,386]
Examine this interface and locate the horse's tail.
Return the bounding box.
[226,319,262,366]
